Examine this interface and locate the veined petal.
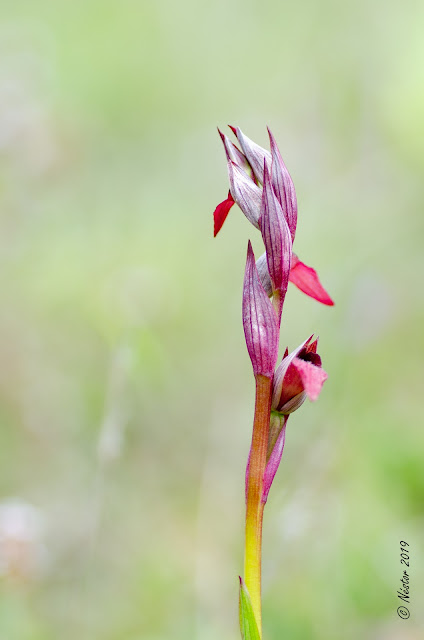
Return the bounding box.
[260,162,292,297]
[213,191,234,237]
[230,125,271,184]
[268,127,297,242]
[289,254,334,306]
[291,357,328,402]
[228,161,262,229]
[218,128,249,171]
[242,241,279,378]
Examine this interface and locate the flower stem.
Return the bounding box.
[244,374,273,637]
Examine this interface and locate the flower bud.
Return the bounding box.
[230,126,271,184]
[218,128,250,172]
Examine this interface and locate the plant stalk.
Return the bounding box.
[244,374,273,637]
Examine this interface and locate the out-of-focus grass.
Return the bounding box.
[0,1,423,639]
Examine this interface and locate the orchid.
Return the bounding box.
[212,126,334,639]
[213,126,334,307]
[272,336,328,414]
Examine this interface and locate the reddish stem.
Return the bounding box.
[244,374,273,637]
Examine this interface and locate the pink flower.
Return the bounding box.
[271,336,328,414]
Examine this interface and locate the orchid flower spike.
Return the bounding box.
[212,123,334,638]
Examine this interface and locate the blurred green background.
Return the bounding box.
[0,1,423,638]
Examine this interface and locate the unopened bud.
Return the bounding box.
[231,126,271,184]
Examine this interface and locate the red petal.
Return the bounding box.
[289,255,334,306]
[213,191,234,237]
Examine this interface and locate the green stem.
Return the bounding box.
[244,374,273,637]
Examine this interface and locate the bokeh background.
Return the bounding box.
[0,1,423,639]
